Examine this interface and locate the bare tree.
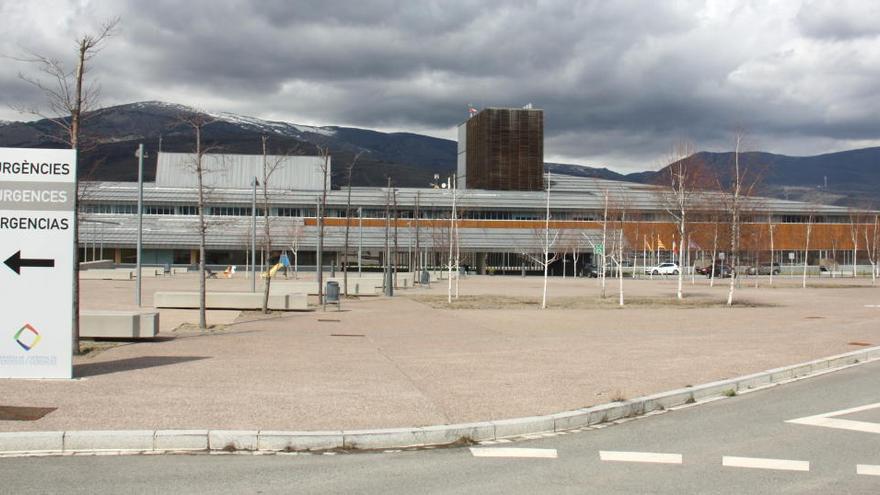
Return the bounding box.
[717,132,761,306]
[865,213,879,285]
[848,209,862,279]
[342,152,363,296]
[802,211,814,289]
[315,146,331,305]
[259,136,289,314]
[599,188,610,298]
[287,221,304,279]
[446,174,459,304]
[661,141,703,300]
[606,197,629,306]
[178,113,217,329]
[767,214,777,285]
[521,173,560,309]
[15,18,119,355]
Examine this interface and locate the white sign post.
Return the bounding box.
[0,148,76,379]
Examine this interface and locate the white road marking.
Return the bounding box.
[865,305,880,308]
[786,402,880,434]
[722,456,809,472]
[857,464,880,476]
[599,451,683,464]
[469,448,558,459]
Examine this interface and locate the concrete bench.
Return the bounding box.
[327,273,414,290]
[121,268,162,277]
[154,291,309,310]
[80,310,159,339]
[271,281,384,296]
[80,269,133,280]
[79,260,114,270]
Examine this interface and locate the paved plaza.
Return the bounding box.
[1,272,879,432]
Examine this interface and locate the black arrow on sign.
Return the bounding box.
[4,250,55,275]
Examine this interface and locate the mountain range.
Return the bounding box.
[0,101,877,207]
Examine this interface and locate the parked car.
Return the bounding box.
[707,264,736,278]
[583,263,599,278]
[696,264,712,276]
[747,263,781,275]
[645,262,680,275]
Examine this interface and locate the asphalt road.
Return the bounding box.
[2,360,879,494]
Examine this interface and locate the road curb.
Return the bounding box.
[2,345,879,456]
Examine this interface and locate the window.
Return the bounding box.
[145,205,175,215]
[209,206,252,216]
[277,208,303,217]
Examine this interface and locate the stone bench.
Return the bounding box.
[80,310,160,339]
[154,291,309,310]
[271,281,384,296]
[80,269,133,280]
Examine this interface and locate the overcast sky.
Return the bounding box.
[1,0,878,172]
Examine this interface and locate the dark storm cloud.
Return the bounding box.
[2,1,878,171]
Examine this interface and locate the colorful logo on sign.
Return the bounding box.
[14,323,41,351]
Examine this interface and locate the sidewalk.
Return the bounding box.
[1,275,878,432]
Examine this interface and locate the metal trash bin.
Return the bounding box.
[325,281,340,303]
[420,270,430,285]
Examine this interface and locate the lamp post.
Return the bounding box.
[135,144,145,307]
[358,206,363,277]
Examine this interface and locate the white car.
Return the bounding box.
[645,262,680,275]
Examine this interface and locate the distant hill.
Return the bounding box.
[0,101,877,206]
[636,149,880,207]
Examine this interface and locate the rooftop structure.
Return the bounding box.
[156,152,329,191]
[458,107,544,191]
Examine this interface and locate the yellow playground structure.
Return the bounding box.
[261,263,284,279]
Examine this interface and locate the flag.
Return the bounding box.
[657,234,667,250]
[644,235,652,250]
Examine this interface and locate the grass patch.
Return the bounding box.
[722,389,737,397]
[408,295,775,310]
[765,283,875,289]
[172,323,230,333]
[78,341,122,357]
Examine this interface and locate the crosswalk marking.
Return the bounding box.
[722,456,809,472]
[599,451,683,464]
[469,448,558,458]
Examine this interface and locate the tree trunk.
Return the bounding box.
[195,126,207,329]
[70,43,86,355]
[677,216,684,300]
[803,217,812,289]
[601,191,608,298]
[261,136,272,314]
[343,165,354,296]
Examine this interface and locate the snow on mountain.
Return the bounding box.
[205,109,337,138]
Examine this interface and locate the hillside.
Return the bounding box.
[636,149,880,207]
[0,101,877,206]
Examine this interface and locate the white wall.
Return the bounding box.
[156,153,330,191]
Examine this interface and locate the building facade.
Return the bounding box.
[77,154,880,276]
